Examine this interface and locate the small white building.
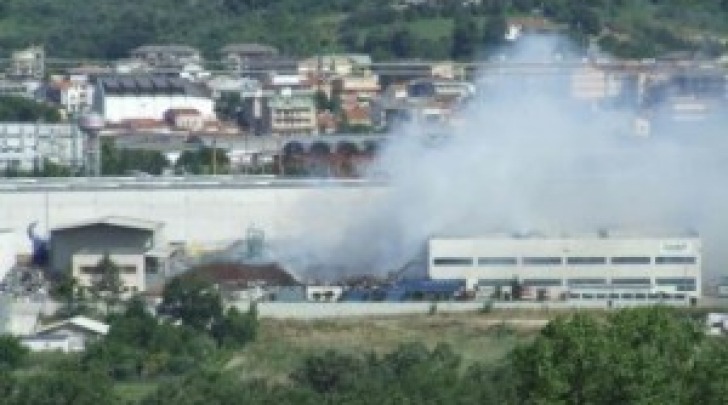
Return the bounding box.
[306,286,344,302]
[0,123,84,172]
[429,232,702,303]
[21,316,109,352]
[93,75,215,124]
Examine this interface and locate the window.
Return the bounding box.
[656,277,697,292]
[596,293,607,299]
[621,293,634,299]
[582,293,594,299]
[478,279,512,287]
[612,278,651,285]
[433,257,473,266]
[635,293,647,299]
[655,256,696,265]
[609,293,620,299]
[477,257,517,266]
[611,257,651,265]
[523,257,562,266]
[567,257,606,265]
[568,278,606,286]
[523,279,562,287]
[80,266,100,275]
[120,266,137,274]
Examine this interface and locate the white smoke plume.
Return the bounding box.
[278,35,728,282]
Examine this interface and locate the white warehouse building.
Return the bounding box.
[93,75,215,124]
[429,232,701,304]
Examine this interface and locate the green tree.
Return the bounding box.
[0,96,61,123]
[452,15,479,60]
[211,304,258,348]
[90,253,124,312]
[161,274,223,331]
[0,335,29,369]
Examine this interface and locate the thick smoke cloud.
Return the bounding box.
[279,35,728,282]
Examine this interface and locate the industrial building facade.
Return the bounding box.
[428,233,701,302]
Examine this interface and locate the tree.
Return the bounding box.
[211,304,258,348]
[0,96,61,123]
[0,335,28,369]
[452,15,479,60]
[509,307,708,404]
[90,253,123,312]
[161,275,223,331]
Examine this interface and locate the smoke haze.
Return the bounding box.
[279,35,728,282]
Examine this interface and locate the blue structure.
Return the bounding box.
[341,279,465,302]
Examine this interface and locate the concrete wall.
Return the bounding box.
[72,252,146,292]
[0,231,15,282]
[50,225,153,273]
[0,184,385,259]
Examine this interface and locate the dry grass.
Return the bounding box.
[226,311,558,382]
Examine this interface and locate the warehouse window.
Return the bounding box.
[478,279,513,287]
[655,256,696,265]
[477,257,517,266]
[567,257,606,265]
[433,257,473,266]
[656,277,696,292]
[612,278,651,285]
[568,278,606,286]
[611,256,651,265]
[523,279,562,287]
[522,257,562,266]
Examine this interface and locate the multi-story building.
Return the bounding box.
[298,54,372,76]
[266,90,317,136]
[46,75,95,116]
[429,232,701,304]
[0,123,84,172]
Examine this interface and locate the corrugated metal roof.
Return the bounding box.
[52,215,163,233]
[37,315,109,335]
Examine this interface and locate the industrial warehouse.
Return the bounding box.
[429,232,701,305]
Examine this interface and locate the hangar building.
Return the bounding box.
[429,232,701,303]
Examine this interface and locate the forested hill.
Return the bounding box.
[1,0,728,60]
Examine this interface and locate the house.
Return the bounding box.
[331,75,381,105]
[93,75,215,124]
[298,54,373,76]
[164,108,204,131]
[9,46,44,79]
[46,75,95,115]
[50,216,171,294]
[130,44,202,68]
[221,43,279,72]
[21,316,109,352]
[342,104,372,127]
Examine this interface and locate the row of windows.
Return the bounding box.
[477,277,696,290]
[434,256,697,267]
[570,292,688,301]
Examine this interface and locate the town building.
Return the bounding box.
[0,123,84,172]
[428,232,701,304]
[21,316,109,352]
[298,54,373,76]
[46,75,95,116]
[8,46,45,79]
[130,44,202,68]
[240,74,318,136]
[221,43,279,72]
[50,216,170,294]
[93,75,215,124]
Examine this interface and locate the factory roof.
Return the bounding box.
[37,316,109,336]
[52,216,164,233]
[97,75,209,97]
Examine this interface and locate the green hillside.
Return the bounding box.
[0,0,726,60]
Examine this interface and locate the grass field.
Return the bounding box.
[224,310,556,383]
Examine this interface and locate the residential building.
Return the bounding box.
[429,232,701,304]
[332,75,381,105]
[266,90,317,136]
[9,46,44,79]
[221,43,279,72]
[46,75,95,116]
[298,54,373,76]
[93,75,215,124]
[571,64,623,102]
[130,44,202,68]
[21,316,109,352]
[0,123,84,172]
[50,216,170,294]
